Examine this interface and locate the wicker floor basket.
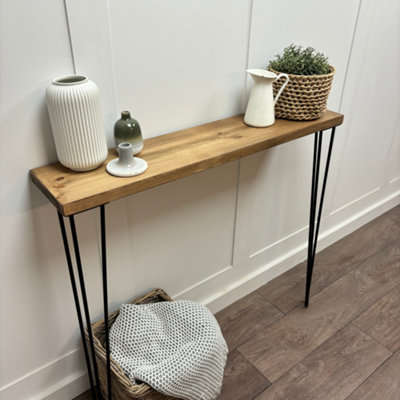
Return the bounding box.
[86,288,179,400]
[269,66,335,121]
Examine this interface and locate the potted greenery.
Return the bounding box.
[268,44,335,120]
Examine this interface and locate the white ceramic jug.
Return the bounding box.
[244,69,290,127]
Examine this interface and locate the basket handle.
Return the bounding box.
[274,73,290,106]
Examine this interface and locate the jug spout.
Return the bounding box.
[246,69,277,81]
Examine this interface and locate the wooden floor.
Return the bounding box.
[75,205,400,400]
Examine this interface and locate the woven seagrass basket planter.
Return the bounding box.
[269,66,335,121]
[86,288,179,400]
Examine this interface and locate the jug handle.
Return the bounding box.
[274,73,290,106]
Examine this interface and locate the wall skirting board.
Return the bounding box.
[0,349,87,400]
[6,190,398,400]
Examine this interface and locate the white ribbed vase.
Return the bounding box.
[46,75,108,171]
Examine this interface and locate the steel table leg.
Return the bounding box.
[58,205,112,398]
[57,212,100,399]
[68,215,102,399]
[305,127,336,307]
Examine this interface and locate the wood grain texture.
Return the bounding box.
[347,350,400,400]
[219,350,270,400]
[215,292,283,350]
[30,111,343,216]
[353,285,400,352]
[256,324,391,400]
[257,205,400,313]
[238,239,400,382]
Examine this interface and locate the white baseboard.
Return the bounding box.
[36,372,88,400]
[3,190,399,400]
[0,349,88,400]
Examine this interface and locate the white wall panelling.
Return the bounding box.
[234,0,361,264]
[329,0,400,217]
[102,162,238,312]
[65,0,119,147]
[0,0,77,397]
[108,0,252,137]
[1,0,400,399]
[384,117,400,185]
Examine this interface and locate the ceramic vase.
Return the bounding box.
[46,75,108,171]
[114,111,143,155]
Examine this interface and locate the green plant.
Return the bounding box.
[268,44,331,76]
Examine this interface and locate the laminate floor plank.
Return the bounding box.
[257,205,400,313]
[238,240,400,382]
[255,324,391,400]
[219,350,270,400]
[215,292,283,350]
[347,350,400,400]
[73,391,91,400]
[353,284,400,352]
[389,204,400,225]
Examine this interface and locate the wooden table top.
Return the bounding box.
[30,110,343,216]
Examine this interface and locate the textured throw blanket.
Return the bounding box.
[110,300,228,400]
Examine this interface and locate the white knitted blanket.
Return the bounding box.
[110,300,228,400]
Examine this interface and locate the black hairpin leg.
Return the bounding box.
[305,127,336,307]
[57,212,97,399]
[69,215,102,399]
[58,206,111,398]
[100,204,112,399]
[57,212,100,399]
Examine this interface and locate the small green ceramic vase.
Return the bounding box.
[114,111,143,155]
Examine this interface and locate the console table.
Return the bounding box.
[30,110,344,399]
